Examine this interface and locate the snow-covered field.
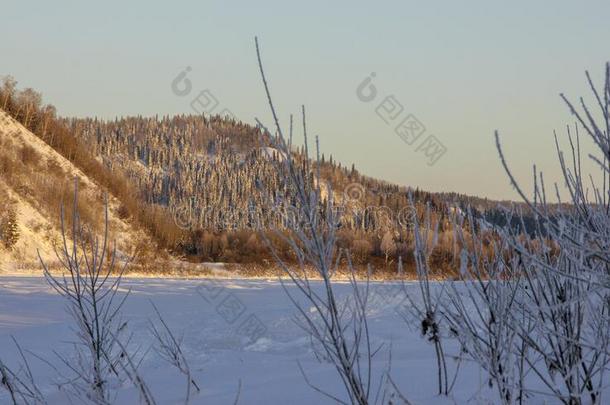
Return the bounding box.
[0,276,592,404]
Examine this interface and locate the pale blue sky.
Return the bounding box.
[2,1,609,200]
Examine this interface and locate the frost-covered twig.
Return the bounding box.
[105,331,157,405]
[149,302,199,404]
[399,199,453,396]
[441,207,526,405]
[38,179,133,403]
[492,63,610,404]
[254,36,376,405]
[0,337,46,405]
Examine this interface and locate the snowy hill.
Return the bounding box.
[0,109,147,273]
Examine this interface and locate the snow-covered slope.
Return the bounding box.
[0,109,146,273]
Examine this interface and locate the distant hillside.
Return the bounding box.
[0,77,531,272]
[64,113,516,268]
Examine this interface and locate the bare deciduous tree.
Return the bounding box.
[39,179,132,404]
[491,63,610,404]
[254,37,378,405]
[441,207,527,405]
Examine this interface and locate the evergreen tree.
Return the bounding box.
[2,209,19,249]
